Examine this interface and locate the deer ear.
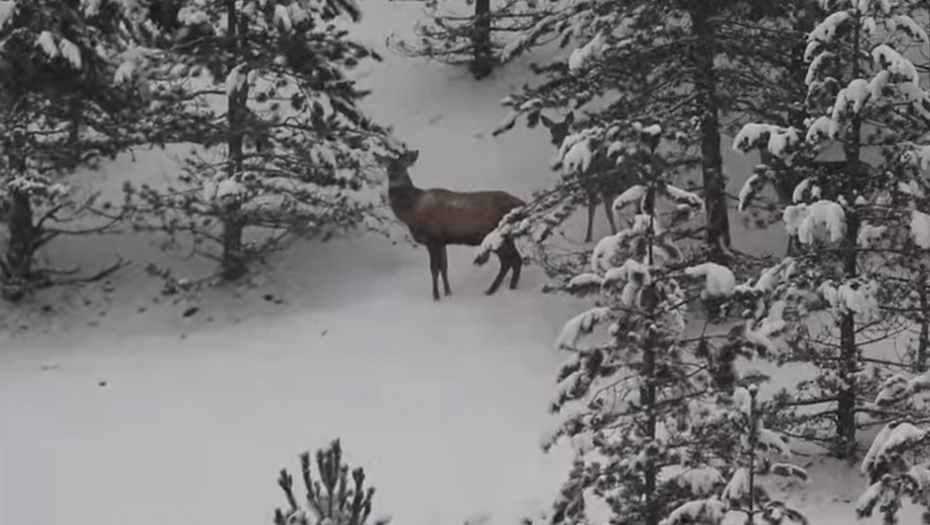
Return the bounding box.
[564,111,574,125]
[372,152,389,165]
[540,114,554,128]
[407,150,419,164]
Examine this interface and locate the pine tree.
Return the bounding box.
[527,122,774,525]
[492,0,815,265]
[0,0,181,297]
[274,439,390,525]
[732,0,930,460]
[665,385,809,525]
[388,0,546,79]
[124,0,395,281]
[859,383,930,523]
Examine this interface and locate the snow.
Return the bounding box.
[674,466,724,495]
[274,4,293,32]
[0,4,922,525]
[59,37,82,69]
[807,12,852,60]
[664,184,704,210]
[664,498,726,525]
[722,468,750,502]
[178,5,209,25]
[568,32,606,73]
[893,15,929,43]
[557,307,611,349]
[37,30,60,59]
[912,210,930,249]
[560,137,593,173]
[612,185,646,212]
[833,78,871,118]
[806,116,837,143]
[857,223,886,248]
[226,65,245,95]
[0,1,15,29]
[684,263,736,298]
[738,173,761,211]
[786,200,847,245]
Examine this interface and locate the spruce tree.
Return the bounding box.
[665,385,809,525]
[388,0,545,79]
[528,122,775,525]
[492,0,819,264]
[0,0,182,297]
[125,0,395,281]
[732,0,930,460]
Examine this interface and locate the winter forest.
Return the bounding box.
[11,0,930,524]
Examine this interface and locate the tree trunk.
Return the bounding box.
[6,188,35,284]
[835,11,864,462]
[221,202,246,280]
[917,267,929,373]
[221,0,248,280]
[691,1,730,261]
[472,0,493,79]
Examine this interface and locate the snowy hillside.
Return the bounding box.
[0,2,912,525]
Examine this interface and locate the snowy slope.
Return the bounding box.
[0,2,910,525]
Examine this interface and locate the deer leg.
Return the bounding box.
[506,239,522,290]
[440,245,451,296]
[485,249,510,296]
[603,192,618,234]
[427,243,441,301]
[583,192,596,243]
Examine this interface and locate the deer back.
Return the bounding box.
[408,189,524,246]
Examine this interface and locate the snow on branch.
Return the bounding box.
[663,498,726,525]
[911,210,930,249]
[474,207,529,266]
[568,32,606,73]
[806,11,852,61]
[556,307,611,350]
[731,123,801,158]
[783,200,846,245]
[684,263,736,298]
[612,185,647,214]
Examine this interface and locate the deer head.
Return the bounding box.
[539,111,574,147]
[375,148,419,188]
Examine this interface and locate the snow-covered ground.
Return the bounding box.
[0,2,915,525]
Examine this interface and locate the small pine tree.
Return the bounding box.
[388,0,545,80]
[275,439,390,525]
[666,385,809,525]
[124,0,395,281]
[859,393,930,523]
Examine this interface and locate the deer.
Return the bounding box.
[539,111,619,243]
[376,148,526,301]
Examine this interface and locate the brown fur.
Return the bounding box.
[378,149,526,301]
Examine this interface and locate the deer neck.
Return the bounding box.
[387,171,422,222]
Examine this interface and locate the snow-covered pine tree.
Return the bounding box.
[492,0,817,264]
[124,0,394,281]
[388,0,546,79]
[529,122,774,525]
[274,439,390,525]
[665,385,809,525]
[0,0,183,297]
[858,377,930,523]
[732,0,930,460]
